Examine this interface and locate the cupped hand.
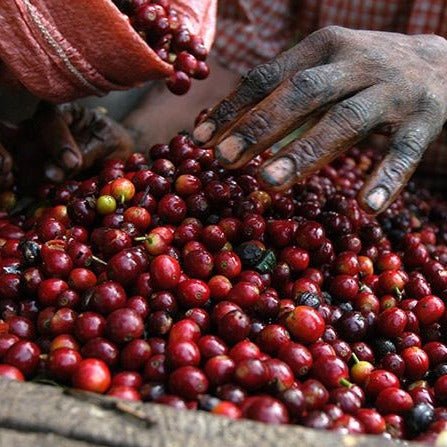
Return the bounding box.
[193,26,447,213]
[3,102,133,192]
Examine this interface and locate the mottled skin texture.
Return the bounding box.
[193,27,447,214]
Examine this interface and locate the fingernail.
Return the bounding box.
[45,164,64,182]
[261,157,295,186]
[60,147,80,170]
[193,121,216,144]
[365,186,389,211]
[215,135,245,164]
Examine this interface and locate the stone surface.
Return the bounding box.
[0,378,431,447]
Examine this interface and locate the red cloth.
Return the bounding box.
[214,0,447,73]
[0,0,217,102]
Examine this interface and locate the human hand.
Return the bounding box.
[3,102,132,192]
[193,27,447,213]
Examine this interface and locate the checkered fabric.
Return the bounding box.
[213,0,447,74]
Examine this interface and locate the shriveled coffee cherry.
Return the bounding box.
[337,311,367,342]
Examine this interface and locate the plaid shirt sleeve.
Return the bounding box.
[213,0,447,74]
[212,0,300,74]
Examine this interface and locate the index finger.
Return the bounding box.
[192,26,343,146]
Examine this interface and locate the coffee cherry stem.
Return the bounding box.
[393,286,403,300]
[351,353,360,365]
[134,236,147,242]
[339,378,353,388]
[91,255,108,266]
[358,283,367,292]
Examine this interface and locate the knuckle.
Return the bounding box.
[314,25,346,44]
[241,61,283,99]
[291,138,321,165]
[320,25,346,37]
[414,33,447,49]
[304,26,346,60]
[417,91,444,117]
[212,99,238,125]
[289,68,328,102]
[380,163,405,185]
[236,110,271,144]
[392,131,427,162]
[329,99,371,135]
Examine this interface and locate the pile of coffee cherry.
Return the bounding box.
[113,0,210,94]
[2,129,447,443]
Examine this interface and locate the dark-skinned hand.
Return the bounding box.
[193,26,447,214]
[0,102,133,193]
